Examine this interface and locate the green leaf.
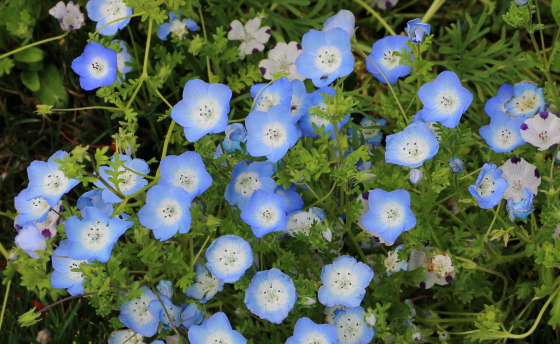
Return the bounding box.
[35,64,69,107]
[35,104,53,115]
[0,58,15,77]
[13,47,44,63]
[20,70,40,91]
[553,0,560,26]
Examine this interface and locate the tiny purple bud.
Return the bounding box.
[265,29,270,34]
[228,26,232,32]
[14,224,23,231]
[445,275,454,283]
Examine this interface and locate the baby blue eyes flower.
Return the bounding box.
[206,235,254,283]
[405,18,431,44]
[14,225,46,259]
[259,42,305,81]
[299,87,350,139]
[323,9,355,38]
[49,1,85,31]
[65,207,132,262]
[186,263,224,303]
[112,40,132,83]
[334,306,375,344]
[241,190,288,238]
[286,317,337,344]
[366,35,412,85]
[78,189,114,216]
[228,17,271,58]
[156,280,174,299]
[296,28,354,87]
[285,207,326,236]
[385,121,439,168]
[468,163,509,209]
[507,187,534,221]
[188,312,247,344]
[71,42,117,91]
[514,0,529,5]
[158,11,198,40]
[250,77,292,112]
[349,117,387,147]
[484,84,513,118]
[384,244,408,276]
[51,239,91,296]
[290,79,312,123]
[14,190,51,227]
[158,151,212,198]
[180,303,204,329]
[222,123,248,153]
[276,183,304,214]
[362,189,417,243]
[119,286,159,337]
[171,79,232,142]
[225,161,276,210]
[500,158,541,203]
[505,81,545,118]
[108,330,144,344]
[86,0,132,36]
[148,296,181,330]
[244,268,297,324]
[520,112,560,150]
[418,71,473,128]
[479,112,526,153]
[94,154,150,204]
[449,158,464,173]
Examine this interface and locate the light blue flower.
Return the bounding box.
[362,189,417,243]
[186,263,224,303]
[418,71,473,128]
[77,190,114,216]
[507,187,534,221]
[14,190,51,227]
[366,35,412,85]
[188,312,246,344]
[51,239,91,295]
[299,87,350,139]
[323,9,355,37]
[409,169,423,185]
[319,255,373,307]
[158,11,198,40]
[222,123,248,154]
[93,154,150,204]
[385,121,439,168]
[468,163,509,209]
[276,183,304,215]
[245,268,297,324]
[108,330,143,344]
[65,207,132,262]
[86,0,132,36]
[285,207,326,236]
[484,84,513,118]
[180,303,204,329]
[349,117,387,147]
[290,79,312,123]
[156,280,174,299]
[405,18,430,44]
[158,151,212,198]
[384,244,408,276]
[250,77,292,112]
[504,81,545,118]
[118,286,159,337]
[241,190,287,238]
[295,28,354,87]
[206,235,253,283]
[334,306,375,344]
[71,42,117,91]
[49,1,85,31]
[112,40,132,83]
[286,317,337,344]
[449,158,464,173]
[514,0,529,6]
[148,295,181,329]
[14,225,46,259]
[479,112,526,153]
[171,79,232,142]
[225,161,276,210]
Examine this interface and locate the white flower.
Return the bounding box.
[303,297,317,306]
[372,0,399,10]
[520,112,560,150]
[227,17,271,58]
[554,224,560,239]
[365,313,377,327]
[259,42,305,81]
[49,1,85,31]
[427,253,455,278]
[500,158,541,203]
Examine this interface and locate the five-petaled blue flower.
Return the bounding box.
[504,81,545,118]
[86,0,132,36]
[14,225,46,259]
[225,161,276,210]
[118,286,159,337]
[290,79,312,123]
[479,112,526,153]
[71,42,117,91]
[276,183,304,215]
[180,303,204,329]
[299,87,350,139]
[405,18,430,44]
[108,330,143,344]
[158,151,212,198]
[318,255,373,307]
[222,123,248,153]
[250,77,293,112]
[449,158,464,173]
[77,190,114,216]
[186,263,224,303]
[334,306,375,344]
[188,312,247,344]
[148,295,181,330]
[385,121,439,168]
[51,239,91,295]
[468,163,509,209]
[286,317,337,344]
[484,84,513,118]
[366,35,412,85]
[206,235,254,283]
[507,187,534,221]
[241,190,288,238]
[158,11,198,40]
[349,117,387,147]
[14,190,51,227]
[94,154,150,204]
[322,9,355,37]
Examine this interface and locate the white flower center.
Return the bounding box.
[315,46,343,75]
[256,279,289,312]
[31,198,50,212]
[398,137,430,164]
[130,296,153,324]
[337,314,365,344]
[206,332,233,344]
[101,0,127,22]
[82,220,111,250]
[156,198,183,225]
[436,92,460,114]
[428,254,454,277]
[380,50,400,69]
[380,202,404,227]
[330,268,358,294]
[88,57,109,78]
[361,119,381,139]
[199,272,219,295]
[67,260,86,282]
[193,98,221,128]
[256,93,281,111]
[234,172,261,197]
[62,12,77,28]
[170,19,186,38]
[173,168,199,194]
[262,123,287,147]
[43,171,69,195]
[301,334,329,344]
[384,250,405,273]
[116,167,137,192]
[494,128,514,148]
[256,204,280,227]
[511,91,539,115]
[286,211,320,235]
[477,176,496,196]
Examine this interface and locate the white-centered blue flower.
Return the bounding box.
[507,187,534,221]
[158,11,198,40]
[405,18,430,44]
[384,244,408,276]
[225,161,276,210]
[323,10,355,37]
[500,157,541,203]
[51,239,91,295]
[468,163,509,209]
[366,35,412,85]
[385,121,439,168]
[449,157,464,173]
[299,87,350,139]
[259,42,305,81]
[94,154,150,204]
[180,303,204,329]
[65,207,132,262]
[286,317,337,344]
[14,189,51,227]
[15,199,62,240]
[206,235,254,283]
[333,306,375,344]
[285,207,326,236]
[484,84,513,118]
[504,81,545,118]
[119,286,159,337]
[186,263,224,303]
[148,295,181,330]
[251,77,293,112]
[520,112,560,150]
[222,123,248,153]
[86,0,132,36]
[171,79,232,142]
[49,1,85,31]
[245,268,297,324]
[241,190,287,238]
[296,28,354,87]
[515,0,529,5]
[319,256,373,307]
[362,189,417,243]
[290,79,311,123]
[158,151,212,198]
[77,190,113,216]
[112,40,132,83]
[276,183,304,215]
[349,117,387,147]
[108,330,144,344]
[72,42,118,91]
[188,312,247,344]
[479,111,526,153]
[14,225,46,259]
[228,17,271,58]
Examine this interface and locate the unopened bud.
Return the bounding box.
[409,169,423,185]
[365,314,376,327]
[304,297,316,306]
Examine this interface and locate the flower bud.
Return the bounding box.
[409,169,423,185]
[449,157,464,173]
[322,228,333,242]
[303,297,316,306]
[514,0,528,5]
[365,314,377,327]
[405,19,431,44]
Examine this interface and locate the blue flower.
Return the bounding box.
[65,207,132,262]
[385,122,439,168]
[112,40,132,83]
[148,295,181,329]
[468,163,509,209]
[108,330,143,344]
[180,303,204,329]
[188,312,247,344]
[349,117,387,147]
[156,280,174,299]
[449,158,464,173]
[186,263,224,303]
[323,9,355,37]
[286,317,337,344]
[94,154,150,204]
[222,123,248,153]
[51,239,91,295]
[366,35,412,85]
[276,183,304,214]
[418,71,473,128]
[25,150,79,207]
[171,79,232,142]
[138,185,192,241]
[384,244,408,276]
[158,151,212,198]
[514,0,529,6]
[405,19,431,44]
[206,235,253,283]
[158,11,198,40]
[14,190,51,227]
[504,81,545,118]
[285,207,326,236]
[225,161,276,210]
[77,190,114,216]
[484,84,513,118]
[318,256,373,307]
[241,190,287,238]
[14,225,46,259]
[334,306,375,344]
[245,268,297,324]
[299,87,350,139]
[86,0,132,36]
[295,28,354,87]
[290,79,312,123]
[118,286,159,337]
[71,42,117,91]
[507,187,534,221]
[362,189,417,243]
[250,77,293,112]
[479,112,526,153]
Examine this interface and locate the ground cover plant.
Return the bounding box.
[1,0,560,343]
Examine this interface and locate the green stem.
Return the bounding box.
[126,18,153,110]
[51,106,122,112]
[421,0,446,23]
[352,0,396,35]
[161,120,176,161]
[198,8,212,81]
[38,292,98,313]
[0,279,11,331]
[191,235,212,271]
[0,31,70,60]
[483,202,502,242]
[152,287,185,340]
[0,242,8,260]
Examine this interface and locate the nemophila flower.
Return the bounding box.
[319,256,373,308]
[206,235,254,283]
[108,330,144,344]
[385,244,409,276]
[439,332,450,341]
[228,17,271,58]
[251,77,293,112]
[333,306,375,344]
[158,152,212,198]
[71,42,117,91]
[188,312,247,344]
[245,268,297,324]
[241,190,288,238]
[276,183,304,214]
[484,84,513,118]
[409,250,455,289]
[290,79,312,123]
[500,158,541,202]
[119,286,159,337]
[385,121,439,168]
[507,187,534,221]
[356,192,394,245]
[25,150,79,207]
[427,253,455,278]
[94,154,149,204]
[86,0,132,36]
[405,18,431,44]
[285,207,326,236]
[32,201,63,239]
[299,87,350,139]
[180,303,204,329]
[222,123,248,153]
[77,190,113,216]
[148,296,181,330]
[323,10,355,37]
[156,280,174,299]
[366,35,412,85]
[373,0,399,10]
[158,11,198,40]
[14,225,46,259]
[286,317,337,344]
[411,109,442,140]
[65,207,132,262]
[365,312,376,327]
[349,117,387,147]
[171,79,232,142]
[14,190,51,227]
[520,112,560,150]
[51,239,91,295]
[186,263,224,303]
[225,161,276,210]
[112,40,132,83]
[479,112,526,153]
[296,28,354,87]
[515,0,529,5]
[449,158,464,173]
[138,185,192,241]
[418,71,473,128]
[412,332,423,341]
[49,1,85,31]
[468,163,509,209]
[505,81,545,118]
[409,169,423,185]
[259,42,305,81]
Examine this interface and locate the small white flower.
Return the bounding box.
[227,17,271,58]
[372,0,399,10]
[520,112,560,150]
[427,253,454,278]
[49,1,85,31]
[259,42,305,81]
[411,331,422,341]
[500,158,541,203]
